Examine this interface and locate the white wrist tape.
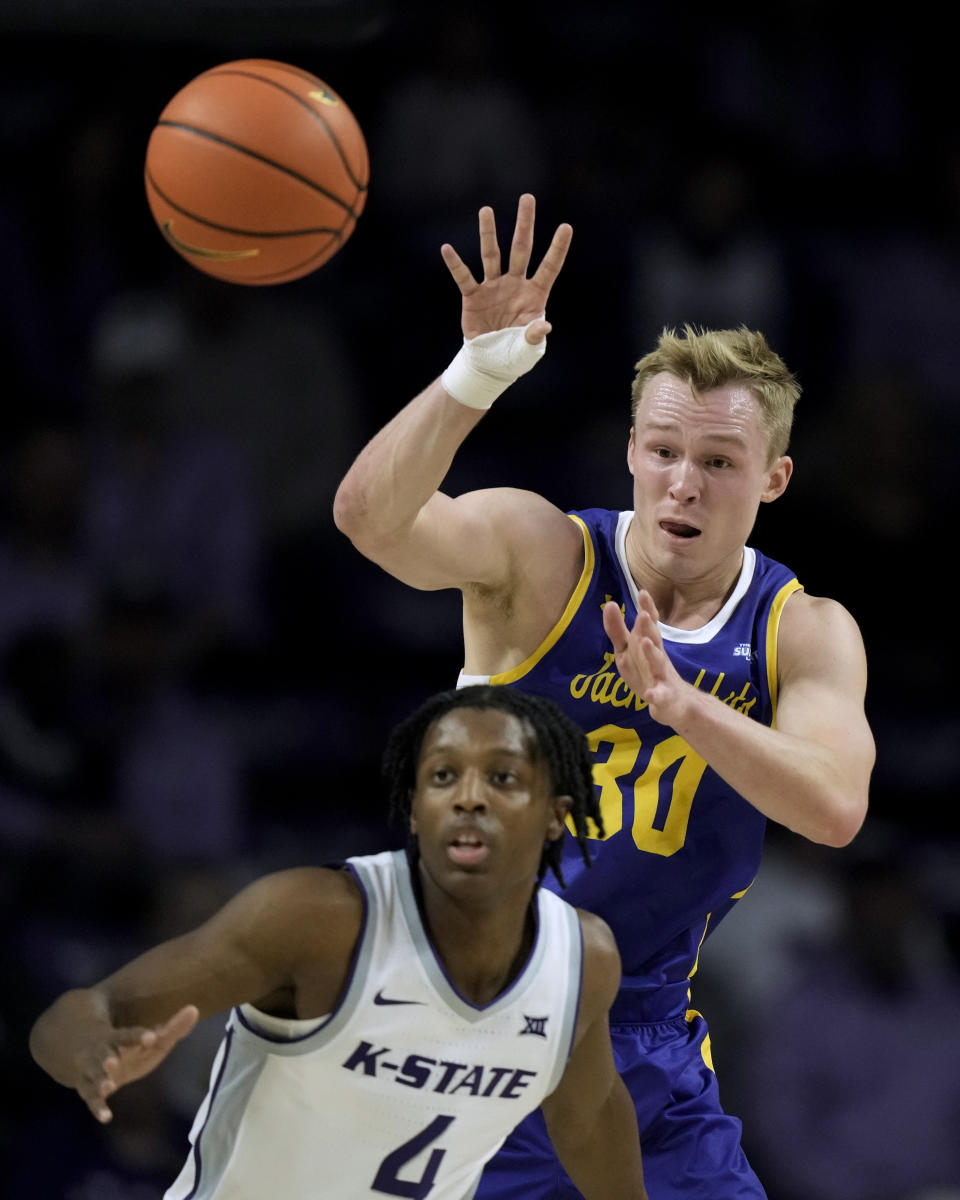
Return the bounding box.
[441,318,548,410]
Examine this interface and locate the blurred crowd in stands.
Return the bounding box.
[2,2,959,1196]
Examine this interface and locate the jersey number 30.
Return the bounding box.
[567,724,708,856]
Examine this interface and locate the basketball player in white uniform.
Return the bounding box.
[29,686,647,1200]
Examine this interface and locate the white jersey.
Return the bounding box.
[165,849,584,1200]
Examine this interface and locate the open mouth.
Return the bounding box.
[660,520,700,539]
[448,833,489,867]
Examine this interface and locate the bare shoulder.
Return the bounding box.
[220,865,365,962]
[259,864,364,910]
[781,588,863,634]
[779,590,867,677]
[457,486,582,548]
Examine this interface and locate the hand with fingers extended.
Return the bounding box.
[602,594,691,727]
[54,1003,199,1124]
[441,193,573,344]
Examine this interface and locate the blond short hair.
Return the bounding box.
[630,325,800,461]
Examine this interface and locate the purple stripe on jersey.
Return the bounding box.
[234,1004,331,1043]
[184,1026,234,1200]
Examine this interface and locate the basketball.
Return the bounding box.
[144,59,369,285]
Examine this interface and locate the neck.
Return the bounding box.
[623,524,745,628]
[413,862,537,1006]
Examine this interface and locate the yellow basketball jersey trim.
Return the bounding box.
[687,914,712,981]
[764,578,803,726]
[487,515,595,686]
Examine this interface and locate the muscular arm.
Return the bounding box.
[334,380,543,592]
[333,194,574,597]
[604,590,875,846]
[541,912,648,1199]
[29,867,362,1121]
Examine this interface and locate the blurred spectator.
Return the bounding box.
[168,269,364,542]
[0,627,104,860]
[9,1072,188,1200]
[763,365,960,835]
[366,9,547,390]
[740,846,960,1200]
[0,419,96,660]
[691,824,844,1057]
[372,10,546,236]
[813,145,960,424]
[83,575,246,865]
[628,145,790,352]
[84,289,263,668]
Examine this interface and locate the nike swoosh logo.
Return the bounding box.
[374,989,425,1006]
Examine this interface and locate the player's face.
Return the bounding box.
[410,708,568,902]
[627,372,792,583]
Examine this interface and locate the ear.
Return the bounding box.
[547,794,572,842]
[408,790,418,836]
[626,426,637,477]
[761,455,793,503]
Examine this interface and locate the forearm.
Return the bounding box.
[545,1078,647,1200]
[29,988,113,1088]
[672,687,868,845]
[333,378,483,546]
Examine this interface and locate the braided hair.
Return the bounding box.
[382,685,602,887]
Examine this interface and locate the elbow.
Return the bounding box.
[332,477,377,547]
[815,790,870,848]
[332,477,361,539]
[333,476,418,568]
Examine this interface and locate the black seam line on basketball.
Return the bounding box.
[146,170,346,240]
[224,231,340,280]
[202,67,368,192]
[236,228,351,281]
[155,120,362,219]
[198,67,368,193]
[242,223,349,278]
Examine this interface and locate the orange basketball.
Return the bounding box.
[144,59,369,285]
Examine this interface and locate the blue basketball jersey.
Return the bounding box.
[460,508,801,1022]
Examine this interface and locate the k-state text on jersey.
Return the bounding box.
[343,1040,539,1098]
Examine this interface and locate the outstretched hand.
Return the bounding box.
[441,193,573,343]
[602,594,689,727]
[77,1004,200,1123]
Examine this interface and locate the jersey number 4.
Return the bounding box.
[372,1115,454,1198]
[566,724,708,856]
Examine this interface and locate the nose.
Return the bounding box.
[453,769,488,813]
[667,458,701,504]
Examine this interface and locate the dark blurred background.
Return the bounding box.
[3,3,960,1197]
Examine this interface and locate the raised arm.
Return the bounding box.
[541,912,648,1199]
[603,589,875,845]
[29,867,362,1123]
[333,193,573,594]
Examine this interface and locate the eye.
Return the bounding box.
[653,446,675,459]
[490,770,518,787]
[430,766,455,785]
[706,456,731,469]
